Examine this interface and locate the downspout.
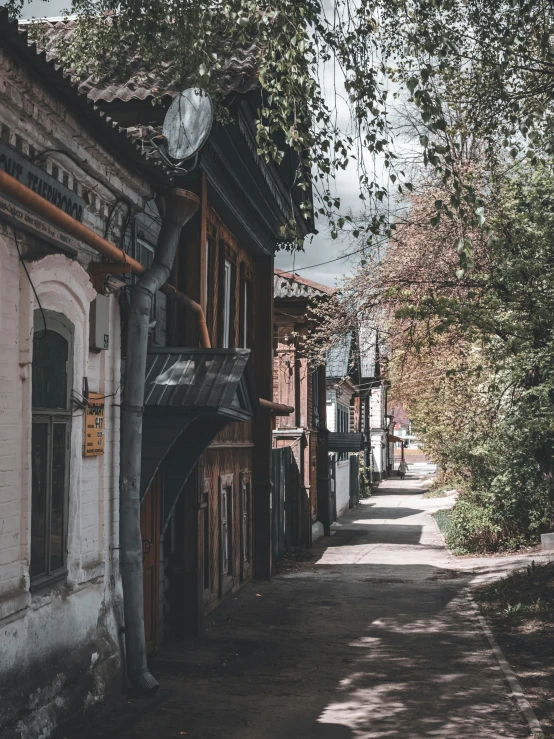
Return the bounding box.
[259,398,294,415]
[120,188,199,694]
[0,170,295,417]
[364,393,371,484]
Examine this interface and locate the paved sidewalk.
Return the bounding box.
[74,475,541,739]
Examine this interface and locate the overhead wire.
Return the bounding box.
[283,234,389,274]
[13,227,47,339]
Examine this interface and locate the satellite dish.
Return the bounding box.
[160,88,213,165]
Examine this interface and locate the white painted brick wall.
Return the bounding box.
[0,232,24,600]
[0,38,143,716]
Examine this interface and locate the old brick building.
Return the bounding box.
[0,10,163,735]
[0,11,311,737]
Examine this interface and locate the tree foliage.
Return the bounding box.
[14,0,554,248]
[306,160,554,551]
[368,164,554,551]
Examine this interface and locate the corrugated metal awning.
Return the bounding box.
[140,348,258,526]
[144,347,257,420]
[328,432,365,453]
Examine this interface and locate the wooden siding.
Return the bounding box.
[206,208,255,351]
[202,447,253,610]
[211,420,253,446]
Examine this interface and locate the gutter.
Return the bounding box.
[0,168,294,419]
[120,188,199,693]
[1,163,293,693]
[0,169,209,345]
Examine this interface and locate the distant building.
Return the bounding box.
[272,269,333,548]
[326,333,364,518]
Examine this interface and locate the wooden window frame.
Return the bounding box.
[312,368,320,429]
[30,310,73,590]
[219,473,234,595]
[337,402,350,461]
[205,222,218,344]
[240,472,252,580]
[218,242,236,349]
[202,477,211,593]
[222,258,232,349]
[239,264,254,349]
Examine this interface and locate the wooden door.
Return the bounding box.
[140,471,161,655]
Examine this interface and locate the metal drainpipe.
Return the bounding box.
[364,393,371,484]
[120,188,199,694]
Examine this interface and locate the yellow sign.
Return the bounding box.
[83,393,105,456]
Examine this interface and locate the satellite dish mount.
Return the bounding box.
[151,88,214,175]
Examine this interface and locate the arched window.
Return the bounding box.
[30,310,73,586]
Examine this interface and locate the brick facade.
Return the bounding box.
[0,40,153,739]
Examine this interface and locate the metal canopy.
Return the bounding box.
[140,348,258,521]
[143,347,257,420]
[328,432,365,453]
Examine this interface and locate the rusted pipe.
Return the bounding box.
[160,283,211,349]
[0,168,294,411]
[0,169,144,271]
[0,168,211,348]
[259,398,294,415]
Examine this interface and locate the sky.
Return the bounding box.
[20,0,370,290]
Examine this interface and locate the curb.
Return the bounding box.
[467,595,543,737]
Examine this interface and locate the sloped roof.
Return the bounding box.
[141,347,257,509]
[0,8,172,185]
[34,17,259,104]
[328,432,365,453]
[326,334,352,379]
[274,268,335,300]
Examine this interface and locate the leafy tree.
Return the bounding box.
[14,0,554,248]
[316,162,554,551]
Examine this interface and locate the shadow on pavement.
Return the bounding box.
[66,477,528,739]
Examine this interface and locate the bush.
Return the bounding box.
[444,422,554,553]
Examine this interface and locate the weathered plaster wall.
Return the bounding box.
[0,42,154,739]
[0,245,123,739]
[371,430,387,476]
[370,385,385,429]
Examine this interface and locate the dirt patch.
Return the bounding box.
[272,545,321,575]
[474,560,554,737]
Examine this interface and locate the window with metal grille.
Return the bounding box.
[30,310,73,587]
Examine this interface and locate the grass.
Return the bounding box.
[474,561,554,736]
[433,508,454,539]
